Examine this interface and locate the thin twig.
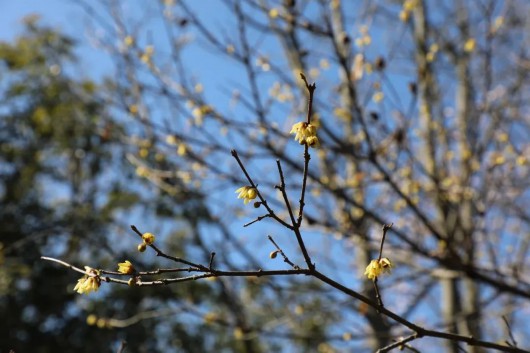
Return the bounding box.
[41,256,94,276]
[208,252,216,271]
[244,214,271,227]
[376,333,419,353]
[373,278,384,309]
[502,316,518,347]
[378,223,393,260]
[130,225,207,269]
[268,235,299,269]
[276,159,314,270]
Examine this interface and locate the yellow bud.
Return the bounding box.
[138,243,147,252]
[269,250,279,259]
[124,36,134,47]
[96,318,107,329]
[464,38,476,53]
[269,8,279,18]
[86,314,97,326]
[142,232,156,245]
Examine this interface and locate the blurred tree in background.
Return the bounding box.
[2,0,530,352]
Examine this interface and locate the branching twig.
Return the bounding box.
[244,214,271,227]
[275,159,314,270]
[376,334,419,353]
[231,149,293,230]
[131,225,207,270]
[503,316,518,348]
[268,235,299,269]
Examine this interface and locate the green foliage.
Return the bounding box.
[0,18,134,353]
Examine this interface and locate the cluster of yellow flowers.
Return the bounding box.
[74,267,101,295]
[399,0,419,22]
[138,232,156,252]
[364,258,393,280]
[290,122,319,147]
[235,186,257,205]
[235,121,320,204]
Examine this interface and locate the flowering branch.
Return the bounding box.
[296,73,316,228]
[231,149,293,230]
[39,71,529,353]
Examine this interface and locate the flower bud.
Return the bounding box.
[142,232,155,245]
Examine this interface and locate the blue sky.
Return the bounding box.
[3,2,528,351]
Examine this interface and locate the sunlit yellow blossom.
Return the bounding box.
[141,45,154,63]
[142,232,156,245]
[166,135,178,145]
[177,143,187,156]
[464,38,476,53]
[124,36,134,47]
[305,135,320,147]
[399,10,410,22]
[86,314,97,325]
[117,260,135,274]
[364,258,393,280]
[290,122,318,147]
[74,267,101,295]
[235,186,258,205]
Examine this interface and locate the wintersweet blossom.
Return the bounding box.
[290,122,319,147]
[364,258,393,280]
[117,260,135,274]
[235,186,257,205]
[74,267,101,295]
[142,232,156,245]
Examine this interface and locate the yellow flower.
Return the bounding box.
[117,260,135,274]
[235,186,257,205]
[74,267,101,295]
[306,135,320,147]
[464,38,476,53]
[142,232,156,245]
[86,314,97,326]
[269,8,279,18]
[290,122,318,147]
[364,258,393,280]
[124,35,134,47]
